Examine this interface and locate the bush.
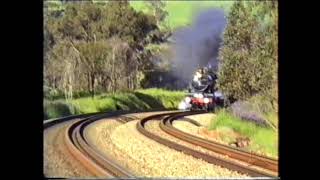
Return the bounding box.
[230,101,269,127]
[44,100,80,120]
[229,94,278,129]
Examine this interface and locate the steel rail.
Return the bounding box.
[136,111,275,177]
[160,114,278,173]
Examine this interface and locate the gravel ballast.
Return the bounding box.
[172,119,229,145]
[110,120,247,177]
[45,111,273,178]
[185,113,216,127]
[84,111,176,176]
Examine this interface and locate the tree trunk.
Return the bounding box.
[87,73,91,94]
[126,76,129,91]
[112,47,116,93]
[91,73,95,98]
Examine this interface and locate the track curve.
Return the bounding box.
[136,111,277,177]
[160,114,278,173]
[44,111,138,178]
[65,116,134,177]
[44,110,278,178]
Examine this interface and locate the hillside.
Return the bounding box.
[130,1,234,29]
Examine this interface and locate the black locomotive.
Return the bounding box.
[189,67,217,94]
[183,67,218,111]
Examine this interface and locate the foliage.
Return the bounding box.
[217,1,278,106]
[230,100,270,128]
[44,100,79,119]
[44,1,160,98]
[145,0,168,28]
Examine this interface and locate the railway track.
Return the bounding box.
[136,111,278,177]
[44,111,136,178]
[160,114,278,173]
[44,110,278,178]
[65,115,134,177]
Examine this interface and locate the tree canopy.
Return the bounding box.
[44,1,162,99]
[217,1,278,106]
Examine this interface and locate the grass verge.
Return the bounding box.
[44,88,185,120]
[209,109,278,158]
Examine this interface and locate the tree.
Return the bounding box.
[44,1,159,98]
[75,40,111,97]
[146,0,168,27]
[217,1,278,104]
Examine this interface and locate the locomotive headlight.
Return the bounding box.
[204,98,210,103]
[193,93,198,98]
[185,97,191,103]
[198,94,204,98]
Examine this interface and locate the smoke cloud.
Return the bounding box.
[171,9,227,87]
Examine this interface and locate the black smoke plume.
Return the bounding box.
[171,9,226,88]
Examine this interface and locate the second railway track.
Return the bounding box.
[136,111,278,177]
[160,113,278,173]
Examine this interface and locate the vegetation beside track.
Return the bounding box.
[44,88,185,120]
[209,109,278,158]
[205,1,278,158]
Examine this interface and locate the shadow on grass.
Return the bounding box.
[98,93,113,99]
[133,92,165,109]
[96,92,165,112]
[44,101,74,119]
[112,96,147,110]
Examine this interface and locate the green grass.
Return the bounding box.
[44,88,185,119]
[130,1,234,29]
[209,110,278,158]
[45,1,234,29]
[263,111,278,130]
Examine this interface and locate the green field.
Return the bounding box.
[44,88,185,120]
[209,110,278,158]
[130,1,234,29]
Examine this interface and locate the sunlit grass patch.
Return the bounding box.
[44,88,185,119]
[209,109,278,158]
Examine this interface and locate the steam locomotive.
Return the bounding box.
[182,67,224,111]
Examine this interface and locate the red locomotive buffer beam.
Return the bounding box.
[188,94,215,111]
[191,97,213,105]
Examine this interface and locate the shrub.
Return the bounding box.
[230,101,269,127]
[44,100,79,119]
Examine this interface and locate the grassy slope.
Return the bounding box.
[130,1,233,29]
[44,88,185,119]
[209,110,278,158]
